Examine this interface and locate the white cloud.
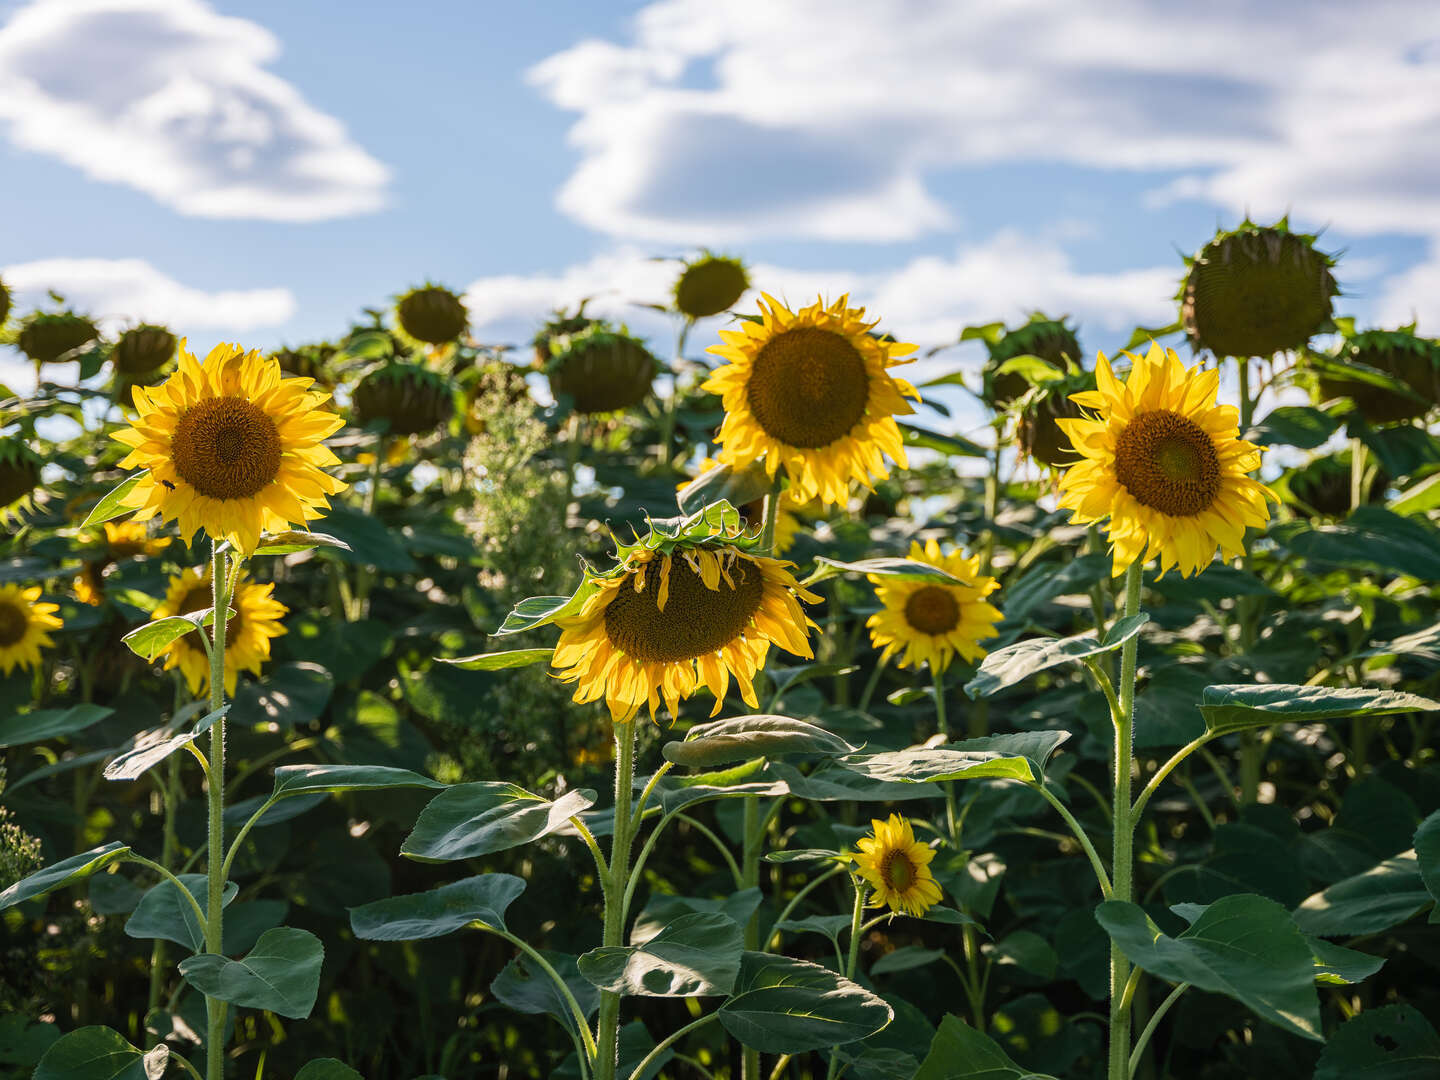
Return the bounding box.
[530,0,1440,245]
[1375,242,1440,332]
[3,257,295,332]
[0,0,388,221]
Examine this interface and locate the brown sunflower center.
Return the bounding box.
[0,601,28,646]
[880,848,916,892]
[1113,409,1221,517]
[746,327,869,449]
[603,554,765,664]
[904,586,960,635]
[172,396,281,500]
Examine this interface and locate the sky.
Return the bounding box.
[3,0,1440,436]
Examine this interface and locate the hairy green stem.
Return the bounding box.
[825,882,868,1080]
[205,541,231,1080]
[595,721,638,1080]
[1108,559,1143,1080]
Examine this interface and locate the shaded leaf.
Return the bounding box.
[964,615,1148,698]
[490,950,598,1039]
[178,926,323,1019]
[664,714,857,767]
[402,783,596,862]
[579,911,743,997]
[1294,852,1432,936]
[0,843,131,910]
[717,952,893,1053]
[271,763,445,799]
[1200,685,1439,736]
[349,874,526,940]
[124,874,237,951]
[33,1026,147,1080]
[1314,1004,1440,1079]
[0,703,113,748]
[913,1013,1055,1080]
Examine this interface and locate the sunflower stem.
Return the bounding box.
[1349,436,1367,512]
[595,720,638,1080]
[1107,559,1143,1080]
[741,791,764,1080]
[759,476,782,555]
[352,434,386,620]
[825,881,868,1080]
[657,317,693,467]
[204,541,231,1080]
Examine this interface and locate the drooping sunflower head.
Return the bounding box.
[1283,450,1387,518]
[982,313,1081,410]
[1180,217,1338,359]
[1017,365,1097,470]
[0,584,62,676]
[0,438,44,526]
[396,284,469,346]
[352,362,456,436]
[112,325,178,376]
[673,252,750,319]
[546,503,819,722]
[852,813,942,918]
[703,295,918,508]
[1056,343,1276,578]
[17,311,101,366]
[271,345,337,389]
[866,539,1001,673]
[544,321,658,414]
[151,566,287,697]
[531,303,597,367]
[111,342,347,554]
[1313,326,1440,425]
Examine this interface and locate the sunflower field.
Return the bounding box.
[2,231,1440,1080]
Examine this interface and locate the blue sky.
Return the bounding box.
[3,0,1439,431]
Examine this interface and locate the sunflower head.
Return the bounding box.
[353,362,456,436]
[0,438,43,526]
[111,342,347,554]
[703,295,918,508]
[1284,450,1387,518]
[544,321,658,414]
[112,325,178,375]
[396,284,469,346]
[17,311,101,365]
[1180,217,1338,359]
[152,566,287,697]
[674,252,750,319]
[531,303,598,367]
[866,539,1001,673]
[1017,366,1097,469]
[271,345,337,388]
[0,276,11,327]
[1314,326,1440,425]
[982,313,1081,409]
[1056,343,1276,578]
[101,520,169,559]
[853,814,942,918]
[536,502,819,722]
[0,584,62,676]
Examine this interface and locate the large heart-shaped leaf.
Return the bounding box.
[913,1014,1058,1080]
[1294,851,1433,936]
[178,927,323,1019]
[124,874,238,951]
[0,843,131,910]
[838,732,1070,786]
[630,889,762,946]
[271,763,445,799]
[349,875,526,940]
[402,782,596,862]
[579,911,743,997]
[1313,1004,1440,1079]
[718,952,893,1053]
[0,704,113,748]
[964,615,1148,698]
[1199,685,1439,736]
[1096,894,1321,1041]
[103,707,227,782]
[33,1026,154,1080]
[490,950,599,1038]
[663,715,857,767]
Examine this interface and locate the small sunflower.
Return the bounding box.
[866,539,1001,673]
[74,522,169,605]
[0,584,62,676]
[852,814,942,918]
[111,343,346,554]
[704,295,918,507]
[674,253,750,319]
[1057,343,1276,578]
[152,567,287,697]
[548,507,819,722]
[0,439,43,526]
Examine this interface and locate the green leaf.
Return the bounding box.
[914,1013,1058,1080]
[773,913,853,946]
[271,763,445,800]
[490,950,599,1038]
[770,762,938,804]
[807,556,965,588]
[1294,851,1432,936]
[1096,894,1322,1040]
[313,503,416,571]
[579,911,744,997]
[231,661,334,728]
[178,926,324,1019]
[440,648,553,671]
[764,849,845,865]
[1247,406,1341,449]
[1003,554,1110,621]
[1199,685,1440,736]
[1355,424,1440,480]
[1391,472,1440,516]
[718,952,893,1053]
[401,782,596,862]
[124,874,237,951]
[1314,1004,1440,1079]
[252,531,352,557]
[0,1014,61,1067]
[88,873,144,916]
[663,715,858,767]
[899,423,988,457]
[964,615,1148,698]
[103,707,228,781]
[121,615,207,662]
[33,1026,149,1080]
[348,874,525,940]
[1309,938,1385,986]
[1278,507,1440,580]
[1415,811,1440,906]
[495,592,591,635]
[80,474,144,529]
[0,842,131,910]
[293,1061,363,1080]
[872,946,945,975]
[631,889,762,946]
[983,931,1058,979]
[676,459,774,516]
[839,732,1070,785]
[0,703,113,748]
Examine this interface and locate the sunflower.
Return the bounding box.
[151,567,287,697]
[74,522,170,605]
[1057,343,1275,578]
[677,458,804,555]
[852,814,942,918]
[866,539,1001,673]
[673,253,749,319]
[549,510,819,722]
[704,295,918,507]
[111,343,346,554]
[0,584,62,676]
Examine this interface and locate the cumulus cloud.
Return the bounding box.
[0,0,388,220]
[3,257,295,332]
[1375,243,1440,332]
[529,0,1440,244]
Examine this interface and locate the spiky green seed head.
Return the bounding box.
[112,325,177,375]
[17,311,100,365]
[353,362,456,436]
[983,314,1081,409]
[1316,327,1440,424]
[1180,218,1338,358]
[396,285,469,345]
[545,322,657,414]
[673,253,750,319]
[1284,450,1387,517]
